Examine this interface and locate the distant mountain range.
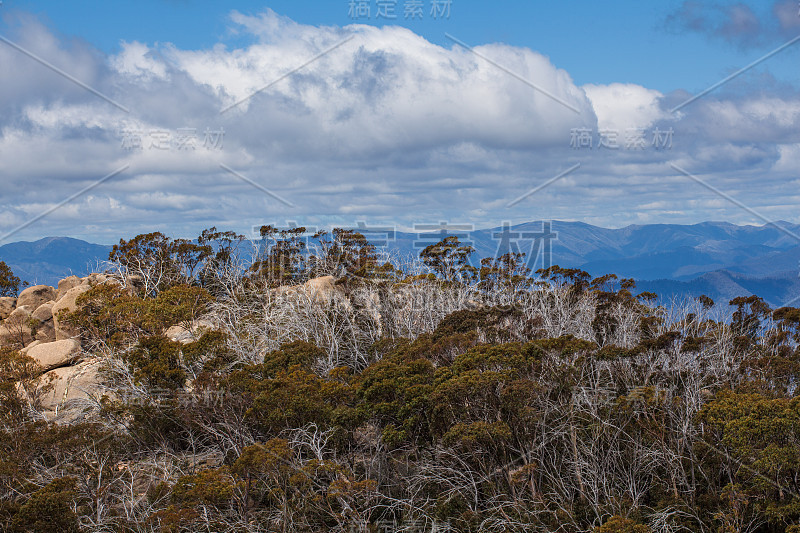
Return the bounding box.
[0,237,113,287]
[1,221,799,308]
[637,270,800,309]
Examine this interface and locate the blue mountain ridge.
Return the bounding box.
[1,220,798,307]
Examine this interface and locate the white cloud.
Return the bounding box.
[582,83,668,132]
[167,12,596,153]
[0,10,797,242]
[774,143,800,172]
[111,41,169,81]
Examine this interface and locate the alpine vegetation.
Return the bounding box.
[0,227,798,533]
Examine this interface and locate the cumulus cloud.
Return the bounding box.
[582,84,669,132]
[111,41,168,81]
[0,15,110,111]
[0,9,797,242]
[167,11,595,155]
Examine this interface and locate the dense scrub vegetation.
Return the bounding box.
[0,260,24,297]
[2,227,800,532]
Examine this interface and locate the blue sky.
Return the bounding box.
[8,1,799,91]
[0,1,799,243]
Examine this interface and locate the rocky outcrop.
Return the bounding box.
[17,284,56,310]
[6,273,360,426]
[34,359,103,422]
[32,302,56,342]
[0,273,99,348]
[304,276,341,301]
[165,325,192,344]
[52,284,92,340]
[85,273,110,285]
[32,302,54,322]
[1,306,35,346]
[1,275,107,423]
[275,275,347,305]
[57,275,84,300]
[184,450,225,471]
[7,305,33,322]
[26,339,82,372]
[165,318,218,345]
[0,272,147,427]
[0,297,16,320]
[20,340,42,353]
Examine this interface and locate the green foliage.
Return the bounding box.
[196,227,245,293]
[60,284,143,345]
[536,265,592,291]
[231,439,294,513]
[0,261,24,297]
[110,232,191,294]
[261,340,325,377]
[698,390,800,523]
[587,274,648,344]
[232,439,292,482]
[432,305,537,344]
[479,251,531,290]
[311,228,398,282]
[356,349,436,446]
[0,347,41,425]
[251,225,309,287]
[248,367,355,435]
[774,306,800,346]
[697,294,715,309]
[152,284,213,327]
[155,468,236,532]
[13,227,800,532]
[593,515,652,533]
[730,295,772,340]
[171,468,235,508]
[182,330,235,375]
[110,228,244,296]
[420,235,477,282]
[441,420,511,450]
[226,342,357,437]
[10,477,81,533]
[125,335,186,391]
[62,283,211,347]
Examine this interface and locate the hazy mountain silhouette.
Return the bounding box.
[2,220,798,306]
[0,237,113,287]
